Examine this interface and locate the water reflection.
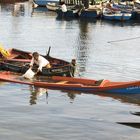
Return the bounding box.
[29,85,140,106]
[12,3,25,16]
[31,6,57,17]
[99,19,140,27]
[75,20,90,75]
[0,2,28,16]
[99,93,140,106]
[66,91,78,103]
[29,86,48,105]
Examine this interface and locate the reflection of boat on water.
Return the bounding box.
[96,92,140,106]
[28,85,140,106]
[0,2,27,16]
[31,6,57,16]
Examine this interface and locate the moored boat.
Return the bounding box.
[33,0,59,7]
[103,8,132,21]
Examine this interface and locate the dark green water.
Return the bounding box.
[0,2,140,140]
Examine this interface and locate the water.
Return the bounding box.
[0,2,140,140]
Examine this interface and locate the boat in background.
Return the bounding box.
[46,2,60,11]
[103,8,132,21]
[79,9,98,18]
[56,8,79,18]
[33,0,59,7]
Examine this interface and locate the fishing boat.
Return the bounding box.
[0,48,76,77]
[0,72,140,94]
[35,76,140,94]
[103,8,132,21]
[33,0,59,7]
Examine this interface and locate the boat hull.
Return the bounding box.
[34,82,140,94]
[103,13,132,21]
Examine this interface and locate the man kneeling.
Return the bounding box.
[30,52,51,74]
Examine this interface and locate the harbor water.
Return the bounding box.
[0,1,140,140]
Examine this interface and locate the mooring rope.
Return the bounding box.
[108,36,140,43]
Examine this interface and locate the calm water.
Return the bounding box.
[0,2,140,140]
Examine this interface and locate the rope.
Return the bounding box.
[108,36,140,43]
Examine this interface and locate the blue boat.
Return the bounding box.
[79,9,98,18]
[103,13,132,21]
[33,0,59,7]
[103,8,132,21]
[1,73,140,94]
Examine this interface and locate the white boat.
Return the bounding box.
[46,2,60,11]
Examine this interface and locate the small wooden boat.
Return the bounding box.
[0,48,76,77]
[33,0,59,7]
[103,13,132,21]
[0,72,140,94]
[35,76,140,94]
[103,8,132,21]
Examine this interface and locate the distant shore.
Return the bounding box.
[0,0,28,3]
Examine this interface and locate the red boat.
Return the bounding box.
[0,72,140,94]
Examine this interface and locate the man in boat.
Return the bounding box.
[61,2,67,13]
[30,52,51,74]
